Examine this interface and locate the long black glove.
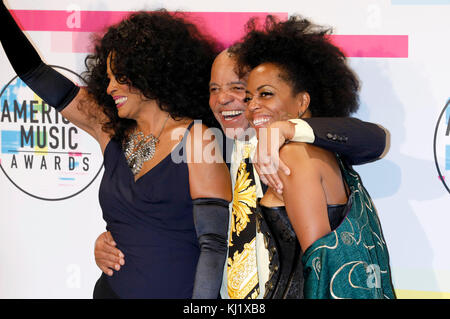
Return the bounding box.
[192,197,230,299]
[0,1,79,110]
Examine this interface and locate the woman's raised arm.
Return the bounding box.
[0,1,110,149]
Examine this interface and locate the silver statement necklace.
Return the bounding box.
[123,114,170,176]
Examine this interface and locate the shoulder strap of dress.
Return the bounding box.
[181,120,196,142]
[172,121,196,163]
[186,120,196,133]
[336,154,352,197]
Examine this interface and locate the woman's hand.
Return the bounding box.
[94,231,125,276]
[254,120,295,193]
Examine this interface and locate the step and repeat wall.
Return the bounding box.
[0,0,449,298]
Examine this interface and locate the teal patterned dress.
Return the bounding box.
[257,156,395,299]
[302,157,395,299]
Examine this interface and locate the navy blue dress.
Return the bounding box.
[98,122,199,298]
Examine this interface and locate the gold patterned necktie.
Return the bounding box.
[227,143,259,299]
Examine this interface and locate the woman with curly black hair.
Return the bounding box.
[233,15,395,299]
[1,2,231,299]
[83,10,221,143]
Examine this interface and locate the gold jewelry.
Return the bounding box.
[123,114,170,175]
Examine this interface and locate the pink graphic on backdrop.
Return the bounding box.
[329,35,408,58]
[12,10,287,52]
[11,9,408,57]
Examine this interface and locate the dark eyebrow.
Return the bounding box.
[257,84,275,91]
[209,81,246,87]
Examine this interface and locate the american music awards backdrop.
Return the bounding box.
[0,69,103,200]
[0,0,449,298]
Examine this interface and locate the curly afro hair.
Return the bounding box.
[232,15,360,117]
[83,10,221,143]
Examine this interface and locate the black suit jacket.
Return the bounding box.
[219,117,387,168]
[303,117,387,166]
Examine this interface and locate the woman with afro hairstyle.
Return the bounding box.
[233,15,395,299]
[1,1,232,299]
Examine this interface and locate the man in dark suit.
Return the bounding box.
[209,49,388,298]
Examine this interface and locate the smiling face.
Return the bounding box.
[245,63,310,130]
[209,51,250,139]
[106,53,147,120]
